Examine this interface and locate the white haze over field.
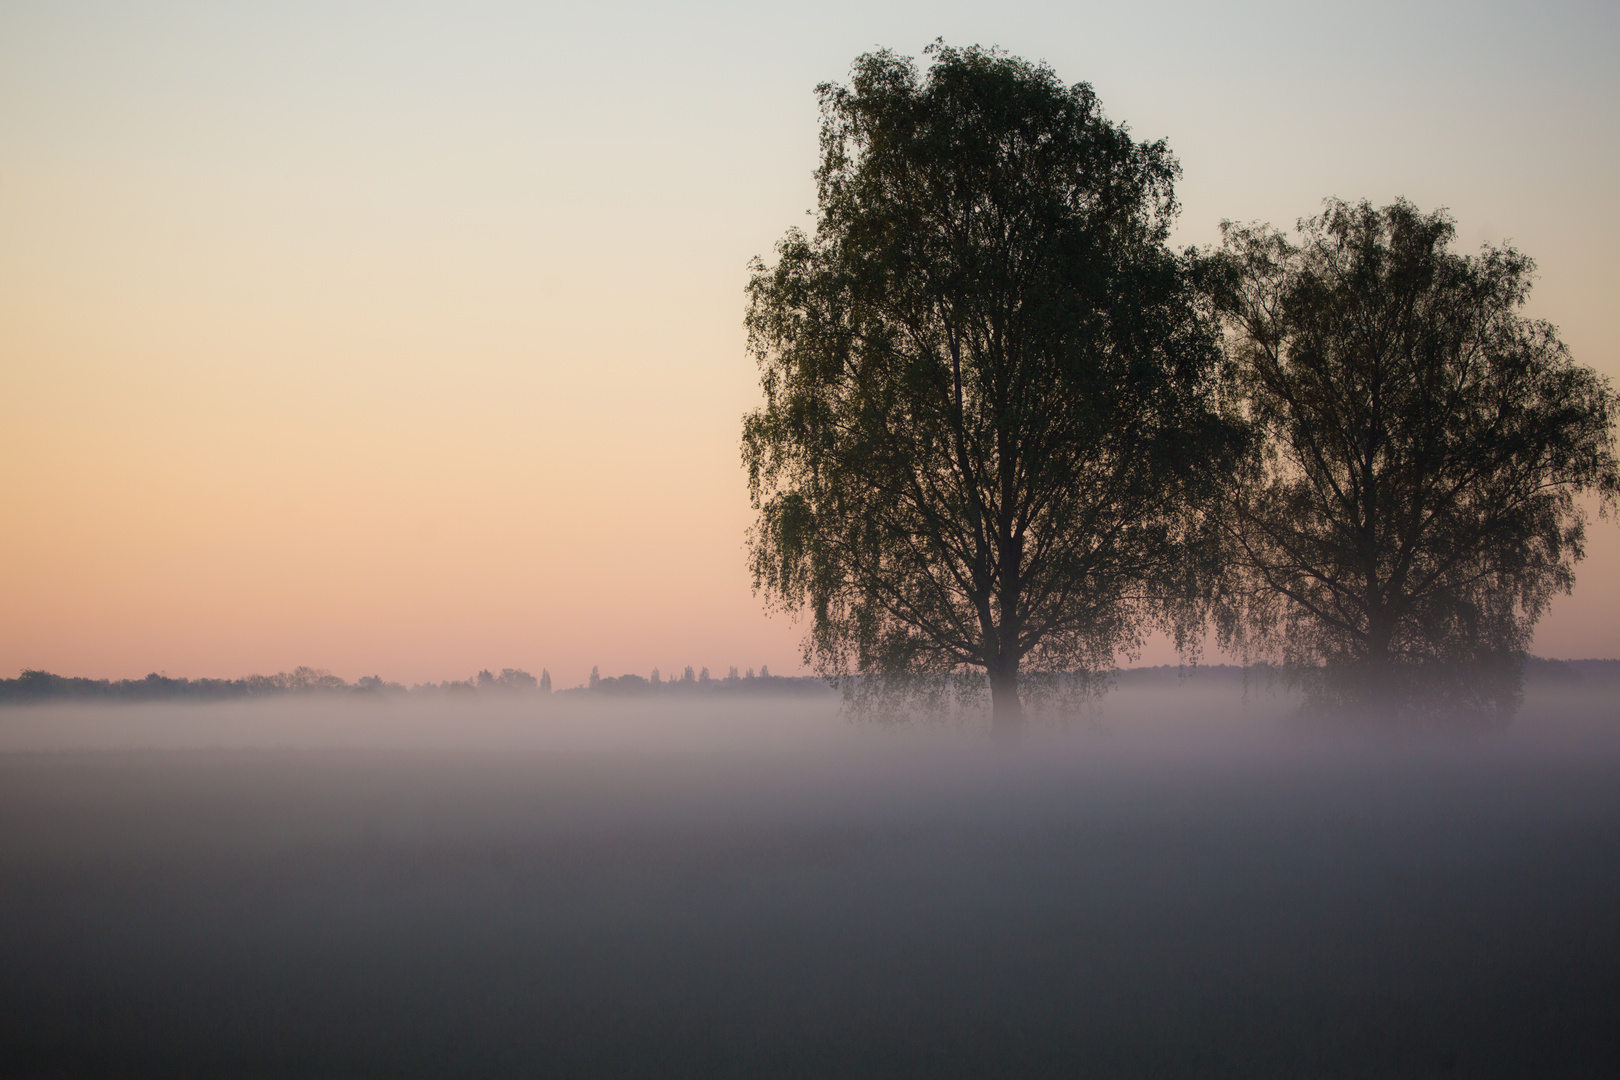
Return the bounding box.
[2,679,1618,1077]
[2,676,1616,756]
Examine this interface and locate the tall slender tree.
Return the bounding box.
[743,44,1240,732]
[1214,198,1619,715]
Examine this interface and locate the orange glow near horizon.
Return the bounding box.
[4,2,1618,686]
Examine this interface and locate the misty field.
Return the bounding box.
[2,677,1617,1078]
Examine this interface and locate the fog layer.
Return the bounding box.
[2,679,1617,1077]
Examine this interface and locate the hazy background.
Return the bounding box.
[3,0,1616,686]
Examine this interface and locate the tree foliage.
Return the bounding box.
[742,44,1240,730]
[1213,198,1620,716]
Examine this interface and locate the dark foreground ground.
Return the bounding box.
[1,682,1617,1078]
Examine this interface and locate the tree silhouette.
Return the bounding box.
[1213,198,1619,716]
[743,44,1240,732]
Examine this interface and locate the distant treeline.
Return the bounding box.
[3,659,1613,706]
[571,664,828,697]
[0,664,833,704]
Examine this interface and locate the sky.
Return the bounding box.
[2,0,1617,685]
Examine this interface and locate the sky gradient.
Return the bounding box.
[3,0,1617,685]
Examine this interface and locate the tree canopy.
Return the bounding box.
[742,44,1240,732]
[1213,198,1620,717]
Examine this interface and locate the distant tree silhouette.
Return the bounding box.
[1213,199,1619,716]
[540,669,552,693]
[479,668,538,692]
[743,43,1241,732]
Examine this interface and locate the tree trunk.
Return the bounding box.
[1361,613,1398,708]
[989,662,1022,741]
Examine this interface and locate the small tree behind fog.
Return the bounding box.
[477,668,540,693]
[1213,199,1619,716]
[743,44,1241,734]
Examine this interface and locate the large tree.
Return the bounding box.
[742,44,1239,733]
[1214,199,1619,715]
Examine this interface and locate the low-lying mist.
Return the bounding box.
[3,676,1617,1078]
